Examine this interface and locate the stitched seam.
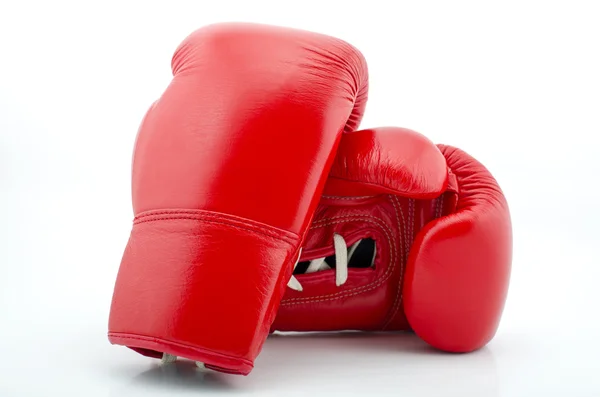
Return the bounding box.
[285,216,394,302]
[108,333,253,366]
[134,209,298,243]
[134,216,297,246]
[410,199,415,258]
[382,195,407,329]
[310,214,387,226]
[321,195,377,200]
[283,216,395,303]
[281,215,397,305]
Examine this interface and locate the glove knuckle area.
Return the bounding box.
[326,127,448,198]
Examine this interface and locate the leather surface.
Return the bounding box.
[273,127,512,353]
[108,23,368,374]
[404,144,512,352]
[323,127,448,198]
[272,194,443,332]
[131,22,368,233]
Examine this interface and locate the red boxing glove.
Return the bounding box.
[108,23,368,374]
[273,127,512,353]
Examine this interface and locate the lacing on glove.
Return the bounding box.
[160,233,375,368]
[287,233,373,292]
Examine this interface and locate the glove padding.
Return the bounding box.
[108,22,368,375]
[273,127,512,353]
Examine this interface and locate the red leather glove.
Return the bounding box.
[273,127,512,353]
[108,23,368,375]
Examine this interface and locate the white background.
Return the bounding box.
[1,1,599,396]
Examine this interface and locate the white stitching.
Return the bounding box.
[382,195,406,328]
[281,215,397,305]
[409,199,413,259]
[383,198,417,328]
[321,195,377,200]
[282,215,395,303]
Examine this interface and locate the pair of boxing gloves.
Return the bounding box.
[108,22,512,375]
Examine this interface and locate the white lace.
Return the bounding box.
[287,233,363,292]
[159,234,368,369]
[161,353,207,369]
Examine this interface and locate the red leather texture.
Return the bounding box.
[108,23,368,375]
[404,145,512,352]
[272,127,512,353]
[323,127,448,198]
